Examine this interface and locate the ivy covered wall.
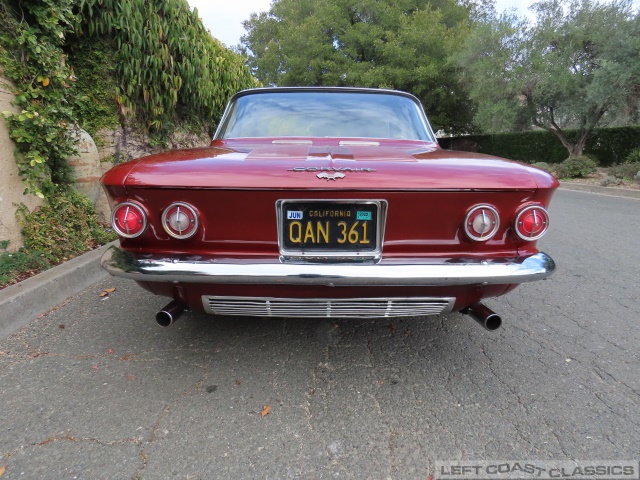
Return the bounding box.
[0,0,257,263]
[0,0,258,197]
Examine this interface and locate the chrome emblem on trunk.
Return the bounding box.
[288,166,376,181]
[317,172,346,181]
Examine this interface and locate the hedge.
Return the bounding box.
[438,126,640,166]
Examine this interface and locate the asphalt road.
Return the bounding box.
[1,189,638,480]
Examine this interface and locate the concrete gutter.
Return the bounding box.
[0,241,116,340]
[560,182,640,199]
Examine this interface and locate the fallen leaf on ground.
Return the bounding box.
[0,464,6,477]
[235,379,241,385]
[127,375,137,381]
[261,405,271,417]
[58,324,65,329]
[107,348,114,354]
[99,288,116,297]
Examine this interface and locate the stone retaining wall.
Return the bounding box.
[0,76,43,252]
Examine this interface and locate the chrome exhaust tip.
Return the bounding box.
[155,300,186,327]
[463,302,502,331]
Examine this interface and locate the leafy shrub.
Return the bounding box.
[531,162,553,173]
[19,188,115,263]
[80,0,259,133]
[440,126,640,167]
[0,244,51,287]
[599,176,622,187]
[1,189,116,287]
[553,155,599,179]
[623,148,640,164]
[608,161,640,180]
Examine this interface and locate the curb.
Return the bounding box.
[0,241,116,340]
[559,182,640,199]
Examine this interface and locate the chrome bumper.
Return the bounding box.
[101,246,555,287]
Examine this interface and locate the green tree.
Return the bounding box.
[78,0,259,135]
[458,0,640,158]
[240,0,476,133]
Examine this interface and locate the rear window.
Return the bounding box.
[216,90,433,141]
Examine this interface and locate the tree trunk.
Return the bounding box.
[533,105,602,159]
[532,106,582,158]
[546,125,592,158]
[569,135,588,158]
[546,126,579,158]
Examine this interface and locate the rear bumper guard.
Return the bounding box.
[101,246,556,287]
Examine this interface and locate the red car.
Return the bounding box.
[101,87,557,330]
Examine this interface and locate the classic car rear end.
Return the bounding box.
[101,88,557,330]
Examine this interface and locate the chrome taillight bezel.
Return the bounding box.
[514,205,550,241]
[464,205,500,242]
[161,202,199,239]
[111,202,148,238]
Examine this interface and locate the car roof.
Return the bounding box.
[229,86,423,105]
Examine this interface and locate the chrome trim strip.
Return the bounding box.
[272,139,313,144]
[101,246,556,286]
[339,141,380,146]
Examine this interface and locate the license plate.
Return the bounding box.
[277,200,384,258]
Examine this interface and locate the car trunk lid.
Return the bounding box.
[116,141,540,191]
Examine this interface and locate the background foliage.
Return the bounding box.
[0,187,116,288]
[0,0,257,197]
[458,0,640,158]
[1,0,256,284]
[0,0,80,197]
[241,0,477,133]
[67,36,120,137]
[78,0,258,135]
[439,126,640,166]
[19,187,115,262]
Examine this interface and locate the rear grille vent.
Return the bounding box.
[202,296,455,318]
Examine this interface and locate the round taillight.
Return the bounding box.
[112,202,147,238]
[464,205,500,241]
[161,202,199,239]
[514,205,550,241]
